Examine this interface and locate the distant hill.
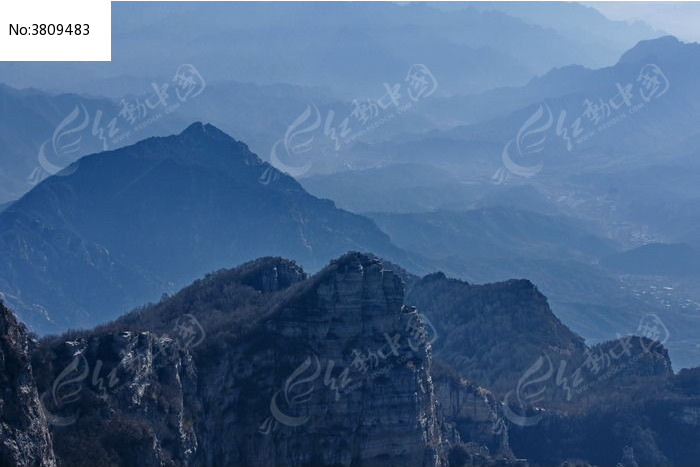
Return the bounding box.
[0,2,660,97]
[345,36,700,180]
[0,85,120,203]
[602,243,700,277]
[368,207,616,262]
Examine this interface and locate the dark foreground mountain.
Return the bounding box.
[405,271,700,467]
[405,272,588,395]
[0,123,416,334]
[23,253,513,466]
[0,302,55,466]
[0,252,697,466]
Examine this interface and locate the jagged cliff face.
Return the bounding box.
[2,253,698,467]
[404,270,700,467]
[193,253,446,466]
[32,331,198,466]
[26,254,454,467]
[432,374,513,465]
[0,303,54,467]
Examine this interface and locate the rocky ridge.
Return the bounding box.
[12,253,516,466]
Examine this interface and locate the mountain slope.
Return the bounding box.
[406,272,587,395]
[602,243,700,277]
[0,303,55,467]
[0,123,417,334]
[344,36,700,181]
[369,207,616,262]
[0,85,117,203]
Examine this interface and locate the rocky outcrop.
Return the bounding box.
[0,302,55,467]
[193,252,447,466]
[27,253,452,466]
[33,330,198,466]
[235,257,307,293]
[3,254,698,467]
[433,375,512,461]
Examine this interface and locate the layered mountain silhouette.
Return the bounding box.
[0,85,116,203]
[0,123,417,334]
[2,252,693,466]
[602,242,700,277]
[2,4,699,466]
[0,84,194,204]
[0,3,659,98]
[304,36,700,369]
[335,36,700,177]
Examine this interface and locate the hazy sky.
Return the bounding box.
[585,1,700,42]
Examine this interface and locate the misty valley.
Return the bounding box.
[0,2,699,467]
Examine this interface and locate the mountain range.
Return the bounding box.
[0,3,660,98]
[302,35,700,370]
[2,4,699,466]
[0,123,418,334]
[1,252,696,466]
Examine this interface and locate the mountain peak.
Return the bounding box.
[331,251,382,268]
[181,121,206,134]
[180,121,227,138]
[101,121,266,175]
[177,121,246,147]
[0,123,406,332]
[617,35,690,64]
